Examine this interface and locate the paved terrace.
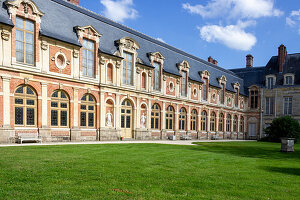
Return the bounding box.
[0,140,255,147]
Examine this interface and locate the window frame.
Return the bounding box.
[122,51,134,85]
[233,116,238,132]
[14,85,37,127]
[153,62,161,91]
[181,71,187,97]
[201,111,207,131]
[219,113,224,132]
[250,90,258,109]
[283,97,292,115]
[50,90,69,128]
[190,109,197,131]
[210,112,216,132]
[226,114,231,132]
[82,38,95,78]
[16,16,34,65]
[166,106,174,130]
[80,94,96,128]
[202,78,208,101]
[179,108,187,131]
[151,104,161,130]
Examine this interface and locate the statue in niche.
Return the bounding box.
[106,110,113,127]
[141,112,147,128]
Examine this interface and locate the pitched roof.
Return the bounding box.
[0,0,246,95]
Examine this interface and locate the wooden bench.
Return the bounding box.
[17,133,42,144]
[212,135,219,140]
[180,135,192,140]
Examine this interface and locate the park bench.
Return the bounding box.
[212,135,219,140]
[17,133,42,144]
[180,135,192,140]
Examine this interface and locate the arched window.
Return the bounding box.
[51,90,69,127]
[219,113,224,132]
[179,107,187,130]
[240,116,244,132]
[190,109,197,131]
[166,106,174,130]
[226,114,231,132]
[210,112,216,131]
[233,115,238,132]
[201,111,207,131]
[107,63,113,83]
[80,94,96,128]
[151,104,160,130]
[142,72,146,89]
[14,85,37,126]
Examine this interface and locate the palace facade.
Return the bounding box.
[1,0,297,143]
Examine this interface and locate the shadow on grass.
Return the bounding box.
[261,166,300,176]
[188,142,300,160]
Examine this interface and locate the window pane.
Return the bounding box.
[26,54,33,65]
[61,92,67,99]
[126,116,131,128]
[26,99,34,105]
[121,115,125,128]
[26,33,33,44]
[88,106,94,111]
[89,95,93,102]
[26,87,34,95]
[61,103,67,108]
[60,111,68,126]
[51,102,58,108]
[16,30,24,41]
[88,41,94,50]
[52,91,58,98]
[81,105,86,110]
[83,39,87,48]
[15,98,23,104]
[80,112,86,127]
[81,95,87,101]
[26,43,33,54]
[16,86,24,94]
[16,17,24,29]
[15,107,23,125]
[16,52,24,63]
[25,20,34,32]
[88,113,94,127]
[51,110,58,126]
[26,108,35,125]
[16,41,24,51]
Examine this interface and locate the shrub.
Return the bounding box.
[264,116,300,142]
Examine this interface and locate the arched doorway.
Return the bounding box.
[121,99,133,138]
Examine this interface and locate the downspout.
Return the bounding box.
[275,89,277,118]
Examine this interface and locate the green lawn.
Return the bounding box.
[0,142,299,200]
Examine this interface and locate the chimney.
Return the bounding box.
[246,54,253,68]
[278,44,287,73]
[213,59,218,65]
[208,56,214,64]
[68,0,79,5]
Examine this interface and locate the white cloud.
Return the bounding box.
[183,0,283,19]
[100,0,138,23]
[198,21,257,51]
[156,38,165,43]
[286,9,300,35]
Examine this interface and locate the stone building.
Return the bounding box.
[1,0,293,143]
[231,45,300,139]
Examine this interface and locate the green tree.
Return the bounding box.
[264,116,300,142]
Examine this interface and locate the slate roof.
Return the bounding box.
[0,0,246,95]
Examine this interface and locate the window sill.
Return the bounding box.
[15,127,38,130]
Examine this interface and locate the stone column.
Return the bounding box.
[115,94,120,129]
[2,76,11,128]
[136,97,141,128]
[207,109,211,139]
[41,82,48,127]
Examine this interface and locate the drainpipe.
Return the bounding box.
[260,89,264,139]
[275,89,277,118]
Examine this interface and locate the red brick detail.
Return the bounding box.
[51,131,70,136]
[166,77,175,96]
[81,131,97,137]
[49,45,72,75]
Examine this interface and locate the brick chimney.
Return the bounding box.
[208,56,214,64]
[278,44,287,73]
[246,54,253,68]
[68,0,79,5]
[213,59,218,65]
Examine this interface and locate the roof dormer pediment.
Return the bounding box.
[5,0,44,17]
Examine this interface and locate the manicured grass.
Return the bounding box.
[0,142,299,200]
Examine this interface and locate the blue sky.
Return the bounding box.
[79,0,300,69]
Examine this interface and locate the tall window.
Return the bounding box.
[220,84,224,104]
[226,114,231,132]
[285,76,293,85]
[250,90,258,109]
[267,77,274,89]
[219,113,224,132]
[107,63,113,83]
[181,71,187,97]
[82,39,95,77]
[233,116,238,132]
[151,104,160,130]
[235,89,239,107]
[201,111,207,131]
[51,90,69,127]
[202,78,208,101]
[16,17,34,65]
[240,116,244,132]
[123,51,133,85]
[166,106,174,130]
[179,108,186,130]
[210,112,216,132]
[190,109,197,131]
[265,97,274,115]
[153,62,160,91]
[80,94,96,128]
[284,97,292,115]
[14,85,37,126]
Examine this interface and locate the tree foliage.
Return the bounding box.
[264,116,300,142]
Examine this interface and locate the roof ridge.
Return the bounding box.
[52,0,241,79]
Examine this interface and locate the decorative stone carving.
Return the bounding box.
[140,113,147,128]
[59,83,63,90]
[41,41,48,50]
[116,37,140,51]
[5,0,44,17]
[148,71,152,77]
[176,78,180,84]
[116,61,121,69]
[1,30,10,41]
[87,88,91,94]
[177,60,190,71]
[73,50,79,58]
[200,70,210,79]
[136,57,144,64]
[136,67,141,74]
[24,77,29,84]
[188,82,192,88]
[163,75,167,81]
[75,25,102,38]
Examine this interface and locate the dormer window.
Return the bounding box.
[267,77,274,89]
[235,89,239,107]
[284,74,294,85]
[250,90,258,109]
[153,62,160,91]
[16,17,34,65]
[123,51,133,85]
[203,78,208,101]
[82,39,95,77]
[220,83,225,104]
[181,71,187,97]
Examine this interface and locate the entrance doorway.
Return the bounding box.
[121,100,133,138]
